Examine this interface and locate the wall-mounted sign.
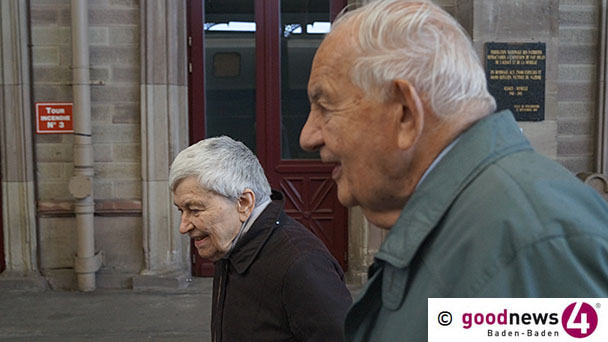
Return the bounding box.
[36,102,74,134]
[485,42,546,121]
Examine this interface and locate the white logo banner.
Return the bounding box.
[429,298,608,341]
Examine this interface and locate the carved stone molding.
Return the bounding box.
[136,0,190,287]
[0,0,40,277]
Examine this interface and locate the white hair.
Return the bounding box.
[169,136,272,206]
[333,0,496,118]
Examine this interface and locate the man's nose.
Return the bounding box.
[299,113,323,152]
[179,214,192,234]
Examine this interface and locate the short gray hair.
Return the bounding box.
[333,0,496,118]
[169,136,272,206]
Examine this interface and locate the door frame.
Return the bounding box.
[257,1,347,272]
[187,0,348,277]
[187,0,214,276]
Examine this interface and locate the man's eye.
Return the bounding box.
[312,103,326,112]
[190,209,201,215]
[317,104,332,117]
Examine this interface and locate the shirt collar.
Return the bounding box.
[226,197,272,254]
[416,137,461,190]
[245,198,272,233]
[223,191,285,274]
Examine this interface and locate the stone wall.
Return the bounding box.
[31,0,142,289]
[558,0,600,172]
[457,0,601,172]
[32,0,141,202]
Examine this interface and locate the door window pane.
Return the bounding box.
[280,0,330,159]
[205,1,257,152]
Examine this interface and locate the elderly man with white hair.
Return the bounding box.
[300,0,608,341]
[169,136,351,342]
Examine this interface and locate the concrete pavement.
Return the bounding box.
[0,278,213,342]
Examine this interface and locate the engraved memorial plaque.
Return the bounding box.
[485,42,546,121]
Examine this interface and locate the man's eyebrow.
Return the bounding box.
[174,200,193,208]
[182,199,206,207]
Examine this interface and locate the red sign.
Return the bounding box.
[36,102,74,134]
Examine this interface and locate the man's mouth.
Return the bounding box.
[192,234,209,246]
[319,150,341,180]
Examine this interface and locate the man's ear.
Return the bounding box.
[393,79,424,150]
[237,189,256,222]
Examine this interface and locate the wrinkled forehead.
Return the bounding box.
[310,23,359,79]
[320,24,355,55]
[308,40,357,100]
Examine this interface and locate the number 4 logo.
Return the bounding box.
[562,302,598,338]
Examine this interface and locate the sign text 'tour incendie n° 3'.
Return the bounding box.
[35,102,74,134]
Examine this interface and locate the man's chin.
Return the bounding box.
[336,189,357,208]
[197,250,221,262]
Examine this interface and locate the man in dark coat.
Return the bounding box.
[169,136,352,342]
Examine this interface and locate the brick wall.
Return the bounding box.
[32,0,140,204]
[558,0,600,172]
[31,0,142,288]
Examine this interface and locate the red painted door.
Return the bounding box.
[187,0,347,276]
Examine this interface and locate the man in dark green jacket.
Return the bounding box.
[300,0,608,341]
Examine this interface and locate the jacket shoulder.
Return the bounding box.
[426,150,608,296]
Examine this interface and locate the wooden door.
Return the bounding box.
[188,0,348,276]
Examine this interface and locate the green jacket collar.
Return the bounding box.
[375,110,533,268]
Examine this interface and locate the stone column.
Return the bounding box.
[0,0,46,288]
[456,0,560,159]
[578,0,608,201]
[596,0,608,175]
[134,0,190,288]
[347,207,389,284]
